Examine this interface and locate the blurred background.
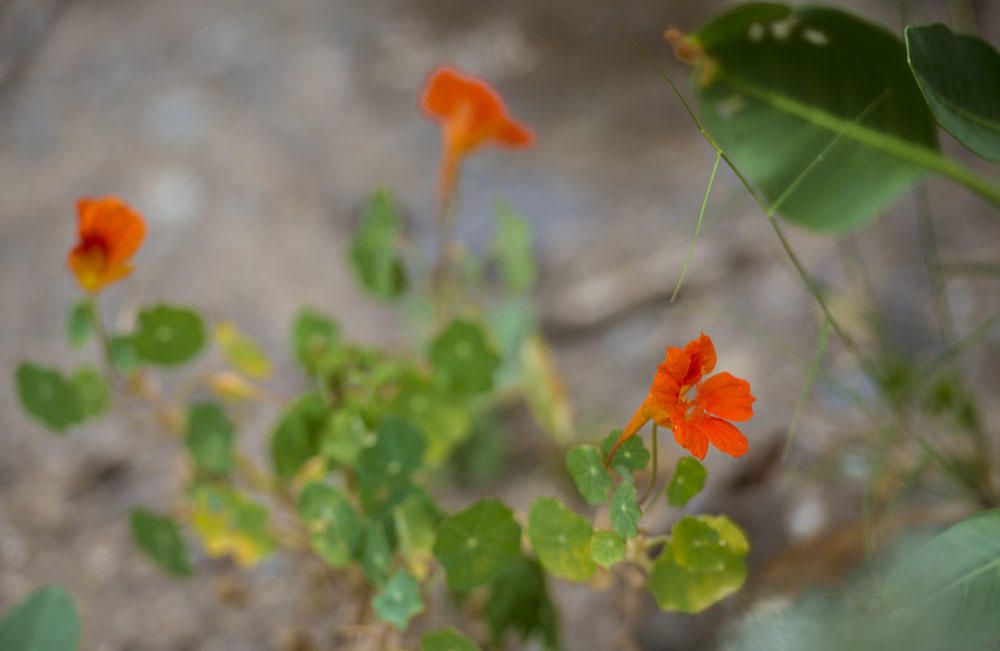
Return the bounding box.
[1,0,998,649]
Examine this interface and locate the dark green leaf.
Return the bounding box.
[185,401,235,475]
[350,190,408,299]
[357,417,425,495]
[129,507,193,577]
[0,585,80,651]
[610,481,641,538]
[15,363,82,433]
[667,456,708,507]
[362,520,393,586]
[429,319,501,398]
[269,394,328,480]
[389,373,470,467]
[66,300,94,348]
[906,23,1000,161]
[565,445,613,505]
[433,499,521,591]
[693,4,941,230]
[421,627,480,651]
[527,497,594,582]
[132,304,205,366]
[487,557,559,649]
[372,570,424,630]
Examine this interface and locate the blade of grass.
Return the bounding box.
[671,151,721,302]
[784,316,831,459]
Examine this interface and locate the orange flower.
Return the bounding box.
[607,333,754,463]
[421,66,533,203]
[67,196,146,293]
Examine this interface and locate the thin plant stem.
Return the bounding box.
[639,424,659,505]
[672,150,721,301]
[784,316,831,459]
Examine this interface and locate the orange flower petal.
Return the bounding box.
[695,371,754,422]
[659,346,692,386]
[673,418,708,460]
[681,332,716,385]
[496,119,534,147]
[77,197,146,264]
[692,415,749,458]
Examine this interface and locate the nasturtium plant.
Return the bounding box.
[350,190,408,299]
[590,529,626,568]
[528,497,595,583]
[566,444,613,505]
[433,499,521,591]
[610,481,641,538]
[906,23,1000,162]
[648,514,749,613]
[132,304,206,366]
[185,401,235,476]
[16,363,83,433]
[393,493,440,578]
[372,570,424,630]
[667,456,708,507]
[0,585,80,651]
[70,366,109,421]
[362,521,393,586]
[129,507,193,577]
[270,394,328,480]
[356,417,426,499]
[429,319,501,398]
[486,557,559,649]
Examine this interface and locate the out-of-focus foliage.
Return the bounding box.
[0,586,80,651]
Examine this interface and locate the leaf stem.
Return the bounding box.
[639,424,659,505]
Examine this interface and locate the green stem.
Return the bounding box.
[672,151,721,302]
[639,424,659,505]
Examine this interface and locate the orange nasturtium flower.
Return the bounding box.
[421,66,533,204]
[607,333,754,463]
[67,196,146,293]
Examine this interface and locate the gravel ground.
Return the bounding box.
[1,0,998,649]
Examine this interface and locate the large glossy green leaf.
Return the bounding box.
[0,585,80,651]
[692,4,945,231]
[906,23,1000,162]
[883,509,1000,649]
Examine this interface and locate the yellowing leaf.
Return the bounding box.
[215,322,272,380]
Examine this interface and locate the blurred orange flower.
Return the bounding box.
[608,333,754,463]
[421,66,533,203]
[67,196,146,293]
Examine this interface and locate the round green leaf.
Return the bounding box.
[648,514,749,613]
[565,445,613,506]
[357,417,426,493]
[527,497,595,583]
[132,304,205,366]
[372,570,424,630]
[907,23,1000,162]
[429,319,501,398]
[269,394,328,480]
[129,507,193,577]
[590,529,626,568]
[433,499,521,591]
[667,456,708,507]
[694,4,942,231]
[422,627,481,651]
[298,482,362,568]
[0,585,80,651]
[610,482,641,539]
[185,401,235,475]
[600,430,650,472]
[15,363,82,433]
